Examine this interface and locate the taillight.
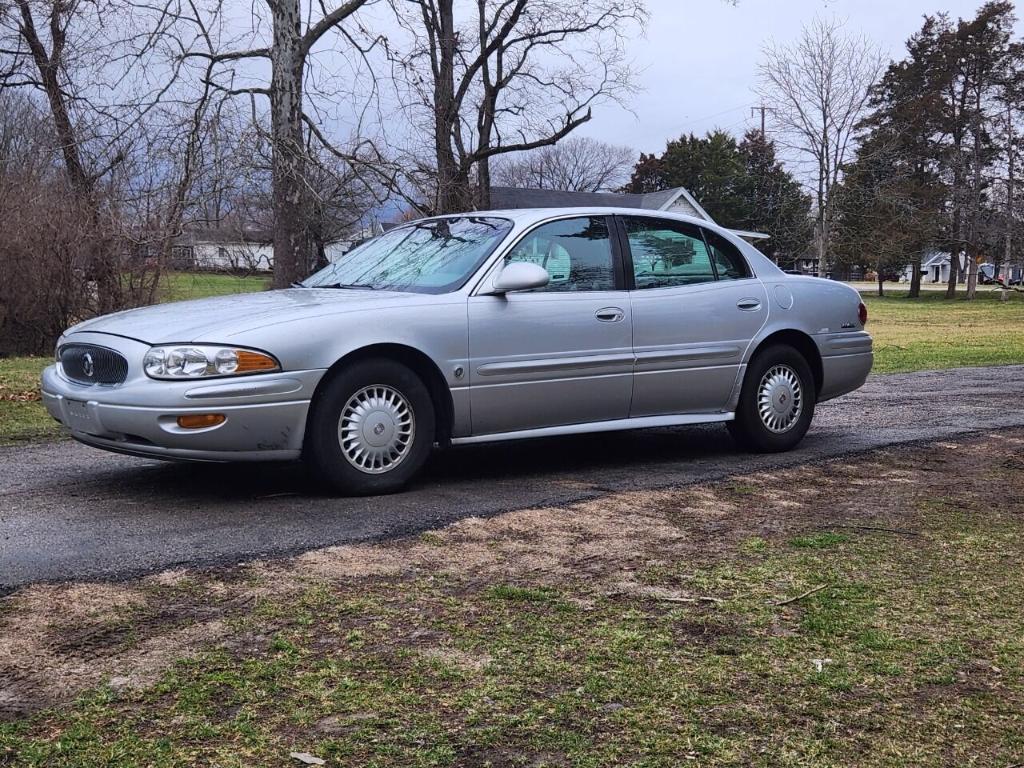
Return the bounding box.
[858,302,868,326]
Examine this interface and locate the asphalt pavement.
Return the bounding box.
[2,365,1023,590]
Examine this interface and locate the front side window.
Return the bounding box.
[704,228,752,280]
[302,216,513,294]
[623,217,716,289]
[504,216,616,292]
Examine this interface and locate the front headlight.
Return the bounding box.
[143,345,280,379]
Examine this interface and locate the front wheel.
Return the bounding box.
[727,345,815,453]
[304,359,435,495]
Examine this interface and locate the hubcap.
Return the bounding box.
[757,364,803,434]
[338,385,415,474]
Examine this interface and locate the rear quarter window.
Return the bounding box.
[703,229,752,280]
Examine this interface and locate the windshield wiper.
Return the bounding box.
[320,282,379,290]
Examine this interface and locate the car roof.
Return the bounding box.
[435,207,724,231]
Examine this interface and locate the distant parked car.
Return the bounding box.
[42,208,873,495]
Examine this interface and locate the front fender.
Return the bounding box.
[225,298,471,435]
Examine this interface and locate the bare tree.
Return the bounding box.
[491,136,636,191]
[388,0,645,213]
[0,0,191,309]
[757,17,884,277]
[0,0,222,328]
[179,0,387,287]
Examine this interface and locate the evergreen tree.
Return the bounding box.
[852,2,1022,298]
[625,152,667,193]
[625,130,812,265]
[736,131,813,267]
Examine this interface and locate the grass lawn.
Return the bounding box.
[861,289,1024,373]
[159,271,269,302]
[2,283,1022,444]
[2,432,1023,765]
[0,356,61,444]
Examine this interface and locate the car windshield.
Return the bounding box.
[300,216,513,294]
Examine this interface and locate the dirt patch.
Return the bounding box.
[2,429,1023,720]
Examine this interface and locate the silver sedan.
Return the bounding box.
[42,208,873,494]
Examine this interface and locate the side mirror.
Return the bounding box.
[488,261,550,294]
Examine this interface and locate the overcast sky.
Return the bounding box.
[579,0,1015,154]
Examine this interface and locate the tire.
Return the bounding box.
[727,344,815,453]
[304,358,435,495]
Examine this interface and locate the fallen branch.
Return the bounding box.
[833,524,921,537]
[655,595,724,605]
[775,584,828,607]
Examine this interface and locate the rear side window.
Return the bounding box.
[622,217,716,289]
[704,228,752,280]
[504,216,616,292]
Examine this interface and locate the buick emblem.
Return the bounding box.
[373,423,386,436]
[82,352,95,378]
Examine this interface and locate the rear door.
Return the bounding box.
[619,215,768,416]
[467,215,634,435]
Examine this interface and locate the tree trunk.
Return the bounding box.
[476,156,491,209]
[270,0,311,289]
[966,251,978,299]
[1003,105,1014,302]
[430,0,468,214]
[815,175,827,277]
[945,252,959,298]
[908,253,922,298]
[877,269,884,297]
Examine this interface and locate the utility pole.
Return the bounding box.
[751,105,771,138]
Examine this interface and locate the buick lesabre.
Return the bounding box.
[42,209,873,494]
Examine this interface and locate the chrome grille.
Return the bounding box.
[59,344,128,385]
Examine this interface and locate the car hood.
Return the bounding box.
[66,288,428,344]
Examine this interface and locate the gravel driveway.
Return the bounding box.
[2,365,1023,590]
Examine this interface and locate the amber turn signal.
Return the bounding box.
[235,350,279,373]
[177,413,226,429]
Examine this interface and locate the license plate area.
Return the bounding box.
[64,398,99,434]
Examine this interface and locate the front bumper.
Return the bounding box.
[41,334,325,462]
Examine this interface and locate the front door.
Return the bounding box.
[619,216,768,416]
[468,216,633,436]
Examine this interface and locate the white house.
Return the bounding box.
[171,227,275,272]
[908,251,958,284]
[170,226,368,272]
[899,251,1024,285]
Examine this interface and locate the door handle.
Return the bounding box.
[595,307,625,322]
[736,298,762,311]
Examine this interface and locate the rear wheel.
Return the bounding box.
[727,344,814,453]
[305,359,435,495]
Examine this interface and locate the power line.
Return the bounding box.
[674,103,756,132]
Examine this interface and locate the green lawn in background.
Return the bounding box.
[861,289,1024,373]
[159,271,269,302]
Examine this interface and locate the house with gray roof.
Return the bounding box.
[488,186,769,242]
